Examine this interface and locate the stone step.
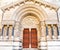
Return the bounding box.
[23,48,38,50]
[13,46,22,49]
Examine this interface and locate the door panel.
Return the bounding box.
[31,28,38,48]
[23,28,29,48]
[23,28,38,48]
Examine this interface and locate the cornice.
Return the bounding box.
[0,0,59,12]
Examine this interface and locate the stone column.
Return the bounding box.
[41,21,46,41]
[0,29,2,39]
[53,25,58,39]
[40,21,47,50]
[46,24,48,36]
[8,25,12,40]
[0,29,2,36]
[3,25,7,40]
[7,25,9,39]
[48,25,52,40]
[14,22,20,41]
[51,25,54,39]
[1,25,4,39]
[12,26,14,36]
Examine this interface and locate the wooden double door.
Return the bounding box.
[23,28,38,48]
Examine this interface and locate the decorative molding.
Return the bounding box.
[2,20,15,25]
[1,0,59,12]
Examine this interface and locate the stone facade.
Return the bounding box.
[0,0,60,50]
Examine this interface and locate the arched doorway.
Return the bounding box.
[13,4,47,49]
[21,15,40,48]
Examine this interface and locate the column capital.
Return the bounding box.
[2,24,4,27]
[46,24,48,26]
[7,25,9,27]
[40,21,45,22]
[51,24,53,27]
[41,21,46,26]
[12,25,15,27]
